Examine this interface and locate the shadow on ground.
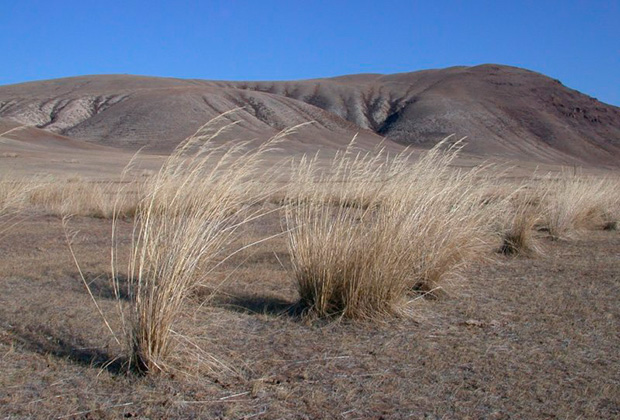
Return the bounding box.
[215,294,304,318]
[5,324,128,375]
[82,272,131,301]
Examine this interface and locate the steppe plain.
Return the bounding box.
[0,65,619,418]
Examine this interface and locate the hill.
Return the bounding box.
[1,64,619,166]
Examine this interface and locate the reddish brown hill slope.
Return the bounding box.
[1,65,618,166]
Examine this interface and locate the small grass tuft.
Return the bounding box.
[499,185,545,256]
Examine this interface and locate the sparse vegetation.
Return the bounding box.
[3,194,619,418]
[1,118,619,418]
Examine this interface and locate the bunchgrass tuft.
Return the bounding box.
[285,139,497,320]
[498,185,545,256]
[541,172,620,239]
[118,115,285,374]
[0,176,31,237]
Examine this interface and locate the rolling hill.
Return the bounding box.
[1,64,619,166]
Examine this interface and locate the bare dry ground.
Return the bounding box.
[0,208,618,419]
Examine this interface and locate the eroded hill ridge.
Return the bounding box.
[1,64,619,166]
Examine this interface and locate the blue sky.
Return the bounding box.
[1,0,619,105]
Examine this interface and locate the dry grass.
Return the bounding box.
[540,172,620,239]
[498,184,546,256]
[2,211,619,419]
[1,124,620,416]
[494,171,620,253]
[113,116,287,374]
[27,177,139,218]
[285,140,498,320]
[4,119,619,380]
[0,178,26,212]
[0,174,140,219]
[0,177,31,237]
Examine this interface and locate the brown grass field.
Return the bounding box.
[0,124,619,418]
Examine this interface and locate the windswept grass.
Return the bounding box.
[8,113,618,382]
[114,116,287,374]
[0,177,31,237]
[498,184,545,256]
[0,128,30,231]
[0,178,26,212]
[541,172,620,239]
[285,140,498,320]
[28,178,139,218]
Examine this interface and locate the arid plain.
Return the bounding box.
[0,65,619,418]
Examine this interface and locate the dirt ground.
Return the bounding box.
[0,208,618,419]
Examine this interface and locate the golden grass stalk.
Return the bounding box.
[285,139,497,320]
[541,172,620,239]
[0,128,34,233]
[0,178,26,213]
[498,185,545,256]
[0,177,31,237]
[27,178,139,219]
[118,115,284,373]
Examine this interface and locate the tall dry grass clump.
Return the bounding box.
[285,140,498,320]
[540,172,620,239]
[117,116,283,374]
[498,184,545,256]
[0,128,31,232]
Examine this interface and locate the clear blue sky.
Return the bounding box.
[2,0,619,105]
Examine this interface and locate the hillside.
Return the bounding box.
[1,64,619,166]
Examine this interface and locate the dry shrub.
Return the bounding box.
[285,140,498,320]
[118,115,285,374]
[540,172,620,239]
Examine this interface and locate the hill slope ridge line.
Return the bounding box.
[1,64,619,166]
